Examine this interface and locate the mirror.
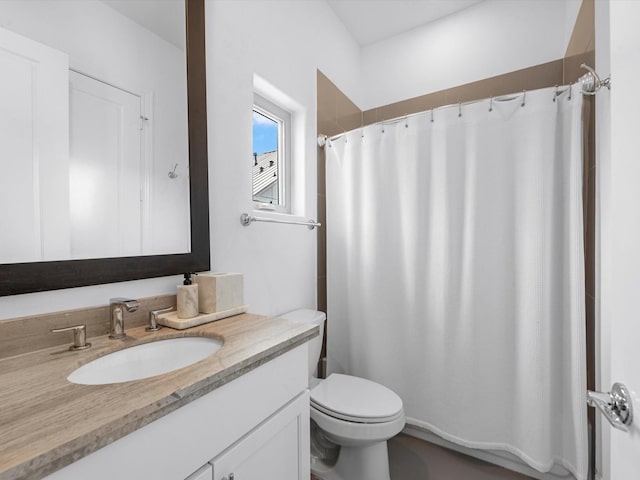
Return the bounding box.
[0,0,209,296]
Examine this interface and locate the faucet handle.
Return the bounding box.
[51,324,91,351]
[147,307,174,332]
[109,298,139,312]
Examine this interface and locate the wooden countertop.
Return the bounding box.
[0,313,317,480]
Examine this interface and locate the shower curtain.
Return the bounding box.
[325,86,587,480]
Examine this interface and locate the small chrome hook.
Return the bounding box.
[489,96,493,112]
[521,90,526,107]
[168,163,178,179]
[458,102,462,118]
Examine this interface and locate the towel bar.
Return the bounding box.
[240,213,321,230]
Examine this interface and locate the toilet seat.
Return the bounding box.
[310,374,403,423]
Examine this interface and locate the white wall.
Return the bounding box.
[206,0,360,316]
[359,0,581,110]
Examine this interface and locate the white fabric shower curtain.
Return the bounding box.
[326,86,587,480]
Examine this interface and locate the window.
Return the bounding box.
[252,93,290,212]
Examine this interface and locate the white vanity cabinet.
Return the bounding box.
[45,344,309,480]
[209,392,309,480]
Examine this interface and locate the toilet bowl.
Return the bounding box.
[279,309,405,480]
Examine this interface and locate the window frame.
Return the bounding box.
[252,93,291,213]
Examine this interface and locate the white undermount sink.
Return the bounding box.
[67,336,223,385]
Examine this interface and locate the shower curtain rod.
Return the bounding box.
[318,64,609,147]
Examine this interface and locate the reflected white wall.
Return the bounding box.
[0,0,189,258]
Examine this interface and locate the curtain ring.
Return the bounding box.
[458,102,462,118]
[489,96,493,112]
[521,90,526,107]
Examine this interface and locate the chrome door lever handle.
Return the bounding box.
[587,383,633,431]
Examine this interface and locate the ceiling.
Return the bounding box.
[326,0,485,47]
[101,0,186,50]
[102,0,484,52]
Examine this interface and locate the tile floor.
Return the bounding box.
[311,433,535,480]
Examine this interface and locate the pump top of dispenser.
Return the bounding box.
[183,273,193,285]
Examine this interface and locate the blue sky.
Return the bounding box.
[252,111,278,155]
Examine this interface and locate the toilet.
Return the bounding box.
[280,309,405,480]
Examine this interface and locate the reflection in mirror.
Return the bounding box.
[0,0,190,262]
[0,0,209,297]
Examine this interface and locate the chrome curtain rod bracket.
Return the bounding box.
[240,213,321,230]
[579,64,611,95]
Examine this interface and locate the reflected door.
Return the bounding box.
[69,71,143,259]
[0,27,69,263]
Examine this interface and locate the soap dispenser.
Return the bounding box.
[177,273,199,319]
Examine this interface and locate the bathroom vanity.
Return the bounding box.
[0,313,316,480]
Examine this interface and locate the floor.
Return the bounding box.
[388,434,534,480]
[311,434,535,480]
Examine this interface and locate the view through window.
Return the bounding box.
[252,91,291,211]
[252,107,280,205]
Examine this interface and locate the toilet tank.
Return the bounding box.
[279,309,325,379]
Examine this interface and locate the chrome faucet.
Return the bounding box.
[109,298,139,339]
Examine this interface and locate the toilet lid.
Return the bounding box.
[310,374,403,423]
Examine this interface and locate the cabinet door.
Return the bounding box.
[211,392,309,480]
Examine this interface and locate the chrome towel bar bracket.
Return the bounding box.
[587,383,633,431]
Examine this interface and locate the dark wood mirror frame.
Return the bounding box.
[0,0,210,297]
